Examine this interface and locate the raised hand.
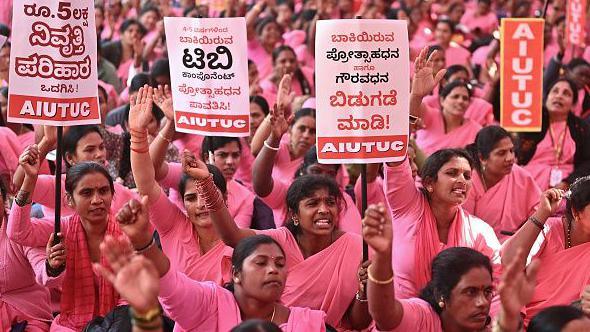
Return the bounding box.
[94,235,160,314]
[129,85,154,131]
[153,84,173,120]
[499,249,539,322]
[269,104,293,141]
[116,196,152,250]
[181,149,210,180]
[19,145,41,178]
[362,203,392,254]
[46,232,66,270]
[411,46,446,98]
[40,125,58,152]
[537,188,565,219]
[276,73,295,118]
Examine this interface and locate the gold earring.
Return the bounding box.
[292,216,299,226]
[233,278,240,283]
[438,300,444,308]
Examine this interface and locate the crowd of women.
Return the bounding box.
[1,0,590,331]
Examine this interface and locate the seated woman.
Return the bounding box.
[362,202,538,332]
[8,160,125,331]
[411,47,482,156]
[260,45,314,107]
[432,19,472,70]
[518,78,590,191]
[502,177,590,325]
[12,126,136,220]
[384,147,501,300]
[101,19,147,85]
[464,126,541,242]
[247,17,284,79]
[185,154,370,329]
[0,180,62,331]
[95,203,329,331]
[129,87,234,285]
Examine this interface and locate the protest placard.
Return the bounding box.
[500,18,544,132]
[566,0,587,46]
[315,20,410,164]
[7,0,100,126]
[165,17,249,137]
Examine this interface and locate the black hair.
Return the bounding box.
[250,95,270,116]
[271,45,312,95]
[440,80,472,100]
[0,175,7,203]
[178,164,227,198]
[478,0,491,6]
[224,235,285,292]
[129,73,152,94]
[231,319,282,332]
[443,65,469,83]
[255,17,281,37]
[465,126,513,172]
[528,305,586,332]
[200,136,242,161]
[97,85,108,103]
[566,58,590,72]
[0,24,9,38]
[63,125,103,167]
[150,58,170,83]
[545,77,579,105]
[436,18,455,34]
[420,148,475,195]
[427,45,444,59]
[65,161,114,196]
[419,247,492,314]
[554,15,566,26]
[119,19,146,36]
[284,175,344,235]
[292,107,316,125]
[565,176,590,224]
[448,2,464,14]
[295,145,340,179]
[140,4,161,18]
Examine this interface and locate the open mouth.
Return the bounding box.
[314,218,332,229]
[451,188,466,196]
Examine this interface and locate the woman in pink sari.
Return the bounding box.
[432,19,472,70]
[464,126,541,242]
[519,78,590,191]
[362,203,538,332]
[247,17,284,80]
[95,207,328,332]
[411,48,482,156]
[8,159,125,331]
[129,87,233,287]
[0,180,62,331]
[502,177,590,325]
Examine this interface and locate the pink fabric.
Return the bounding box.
[0,128,20,187]
[159,270,327,331]
[7,204,126,330]
[248,39,273,80]
[173,134,205,158]
[522,217,590,325]
[415,105,482,155]
[260,178,361,234]
[272,137,304,182]
[233,138,254,190]
[151,190,232,285]
[460,9,498,35]
[444,44,471,67]
[0,224,59,331]
[0,0,12,26]
[524,121,575,190]
[257,228,361,328]
[32,174,136,220]
[100,16,123,41]
[372,298,441,332]
[259,67,314,106]
[423,95,494,127]
[353,176,387,213]
[384,159,501,299]
[463,165,541,242]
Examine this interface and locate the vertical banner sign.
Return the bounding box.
[315,20,410,164]
[7,0,100,126]
[566,0,587,46]
[500,18,544,132]
[165,17,249,137]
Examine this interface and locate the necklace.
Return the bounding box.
[269,304,276,323]
[566,217,572,249]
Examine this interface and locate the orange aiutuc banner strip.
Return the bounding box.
[566,0,587,46]
[500,18,545,132]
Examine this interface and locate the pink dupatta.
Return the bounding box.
[56,215,122,330]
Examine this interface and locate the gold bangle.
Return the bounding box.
[367,265,394,285]
[158,132,172,144]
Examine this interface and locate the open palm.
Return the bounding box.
[411,47,446,98]
[129,85,154,130]
[153,85,174,120]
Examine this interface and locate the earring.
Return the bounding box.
[427,186,433,193]
[438,300,445,309]
[292,216,299,226]
[482,164,487,173]
[233,277,240,283]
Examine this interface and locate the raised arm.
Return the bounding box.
[151,85,176,182]
[410,47,446,120]
[252,74,293,198]
[129,85,163,204]
[500,189,563,267]
[363,203,403,330]
[383,158,422,218]
[183,151,255,247]
[12,126,56,192]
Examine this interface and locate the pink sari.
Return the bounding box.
[259,228,361,328]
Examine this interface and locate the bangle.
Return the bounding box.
[130,306,162,330]
[131,146,150,154]
[158,132,173,144]
[367,265,394,285]
[135,237,155,254]
[528,216,544,231]
[263,140,280,151]
[46,259,65,277]
[195,174,225,212]
[129,128,148,137]
[355,291,368,303]
[14,190,31,207]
